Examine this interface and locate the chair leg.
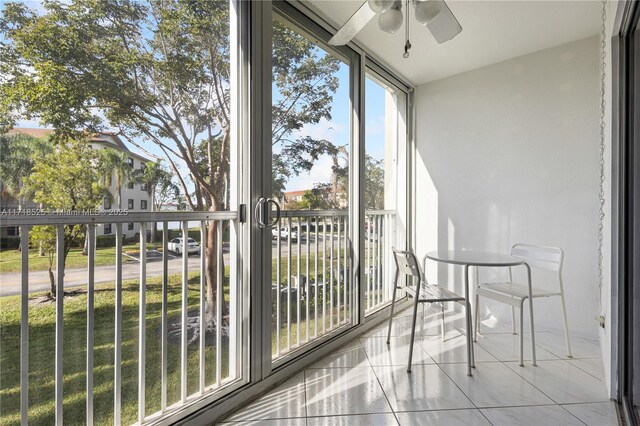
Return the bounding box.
[420,303,425,341]
[511,305,517,335]
[528,296,537,367]
[559,293,573,358]
[407,297,421,373]
[474,292,480,342]
[441,303,446,342]
[386,271,399,345]
[519,298,525,367]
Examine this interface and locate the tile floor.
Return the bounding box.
[221,308,618,426]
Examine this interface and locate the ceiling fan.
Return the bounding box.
[328,0,462,58]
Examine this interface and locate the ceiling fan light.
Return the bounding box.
[414,0,443,25]
[368,0,394,13]
[378,4,403,34]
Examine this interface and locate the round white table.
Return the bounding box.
[424,250,535,373]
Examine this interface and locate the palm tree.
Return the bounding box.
[0,133,51,209]
[0,133,52,251]
[134,160,177,242]
[99,149,132,209]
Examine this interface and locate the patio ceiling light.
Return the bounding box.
[330,0,463,59]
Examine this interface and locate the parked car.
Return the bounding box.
[271,226,298,241]
[168,237,200,255]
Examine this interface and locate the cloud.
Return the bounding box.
[365,114,385,137]
[293,117,347,145]
[285,154,336,192]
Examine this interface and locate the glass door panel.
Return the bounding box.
[364,72,407,315]
[270,16,353,361]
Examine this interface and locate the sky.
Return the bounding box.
[278,60,389,193]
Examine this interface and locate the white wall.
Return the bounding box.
[414,36,602,341]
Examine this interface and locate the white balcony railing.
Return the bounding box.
[271,210,397,359]
[0,211,239,425]
[364,210,397,314]
[0,209,397,424]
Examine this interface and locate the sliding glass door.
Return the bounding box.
[363,72,408,315]
[268,12,356,362]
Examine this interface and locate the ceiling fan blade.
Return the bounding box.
[426,0,462,44]
[328,1,377,46]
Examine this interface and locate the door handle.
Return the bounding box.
[255,198,282,229]
[265,198,281,228]
[255,197,267,228]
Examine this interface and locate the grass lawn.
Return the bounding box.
[0,272,231,426]
[0,249,378,425]
[0,244,160,274]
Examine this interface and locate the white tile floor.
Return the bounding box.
[221,309,618,426]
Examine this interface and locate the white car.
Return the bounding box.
[271,226,298,241]
[168,237,201,255]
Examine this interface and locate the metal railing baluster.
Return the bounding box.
[20,226,30,426]
[375,215,382,306]
[305,217,310,341]
[161,224,168,413]
[86,224,95,426]
[199,221,206,393]
[287,217,292,352]
[138,223,147,423]
[296,219,301,346]
[329,218,334,330]
[314,217,318,338]
[216,222,223,385]
[181,220,188,402]
[114,223,123,425]
[337,218,342,325]
[365,215,370,311]
[322,217,327,334]
[276,221,281,356]
[55,225,64,425]
[343,217,348,324]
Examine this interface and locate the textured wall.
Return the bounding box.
[414,35,601,340]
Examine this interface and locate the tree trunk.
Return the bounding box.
[82,225,89,255]
[150,188,156,243]
[48,266,56,299]
[38,203,45,256]
[205,219,229,326]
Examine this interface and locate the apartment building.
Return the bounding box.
[1,128,152,239]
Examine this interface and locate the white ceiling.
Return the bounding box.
[305,1,602,86]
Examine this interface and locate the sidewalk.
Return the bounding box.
[0,256,205,296]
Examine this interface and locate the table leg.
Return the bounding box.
[464,265,474,376]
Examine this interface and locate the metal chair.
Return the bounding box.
[474,244,572,366]
[386,248,471,373]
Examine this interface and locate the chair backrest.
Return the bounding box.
[392,248,422,281]
[511,244,563,273]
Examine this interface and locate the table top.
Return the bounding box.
[425,250,525,267]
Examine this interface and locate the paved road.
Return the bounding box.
[0,235,344,296]
[0,253,208,296]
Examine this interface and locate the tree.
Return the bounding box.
[134,160,179,241]
[22,140,109,298]
[0,0,341,324]
[99,148,132,210]
[0,133,53,251]
[365,155,385,210]
[134,160,178,212]
[300,183,336,210]
[0,133,51,209]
